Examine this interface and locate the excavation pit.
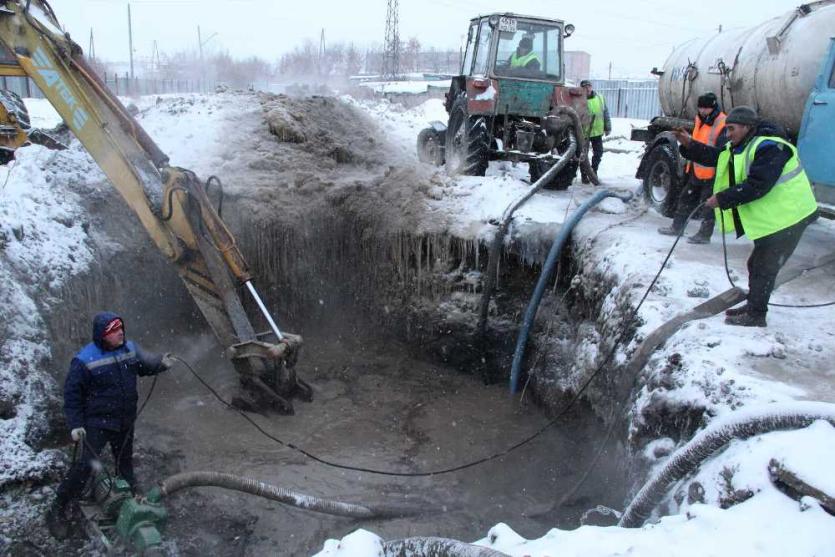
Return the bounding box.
[28,94,631,554]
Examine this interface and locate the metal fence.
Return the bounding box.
[590,79,661,121]
[0,74,214,100]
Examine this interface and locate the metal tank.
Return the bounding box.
[658,1,835,136]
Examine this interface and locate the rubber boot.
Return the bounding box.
[725,311,767,327]
[687,220,714,244]
[687,233,711,244]
[657,225,683,236]
[45,499,71,540]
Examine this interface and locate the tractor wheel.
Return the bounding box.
[417,127,445,166]
[444,95,489,176]
[643,144,682,217]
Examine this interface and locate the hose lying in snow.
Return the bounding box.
[154,471,424,519]
[477,106,582,337]
[618,401,835,528]
[508,188,632,393]
[382,537,510,557]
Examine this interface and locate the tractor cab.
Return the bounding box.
[417,13,592,189]
[465,14,567,84]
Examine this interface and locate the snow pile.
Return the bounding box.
[0,110,101,485]
[358,79,452,95]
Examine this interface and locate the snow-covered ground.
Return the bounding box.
[2,94,833,555]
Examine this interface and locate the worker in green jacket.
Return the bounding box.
[581,79,611,182]
[673,106,818,327]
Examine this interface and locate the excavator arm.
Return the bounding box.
[0,0,310,413]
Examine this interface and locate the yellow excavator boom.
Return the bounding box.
[0,0,310,413]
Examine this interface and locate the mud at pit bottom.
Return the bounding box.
[133,330,627,555]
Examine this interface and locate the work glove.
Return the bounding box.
[161,353,176,371]
[70,427,86,443]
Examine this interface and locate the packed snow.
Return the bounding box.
[1,93,833,555]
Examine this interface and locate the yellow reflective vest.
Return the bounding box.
[510,51,541,68]
[586,94,605,138]
[713,136,817,240]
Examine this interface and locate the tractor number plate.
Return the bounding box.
[498,17,517,32]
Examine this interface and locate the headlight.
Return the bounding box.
[488,15,500,27]
[564,23,575,38]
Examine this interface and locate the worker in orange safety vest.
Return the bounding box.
[658,92,727,244]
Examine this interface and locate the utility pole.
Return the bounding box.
[127,4,134,79]
[198,26,218,93]
[318,28,326,77]
[608,61,613,80]
[198,24,204,91]
[382,0,400,80]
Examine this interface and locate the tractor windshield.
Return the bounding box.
[494,19,562,81]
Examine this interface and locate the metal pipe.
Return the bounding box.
[245,281,284,340]
[509,189,631,393]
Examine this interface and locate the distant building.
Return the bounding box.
[565,51,591,85]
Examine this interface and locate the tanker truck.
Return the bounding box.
[633,0,835,218]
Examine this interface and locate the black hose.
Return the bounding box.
[477,105,582,337]
[618,402,835,527]
[382,537,510,557]
[158,471,425,519]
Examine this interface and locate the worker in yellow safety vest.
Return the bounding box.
[659,92,727,243]
[673,106,818,327]
[509,36,541,71]
[580,79,611,183]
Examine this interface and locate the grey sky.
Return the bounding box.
[56,0,805,77]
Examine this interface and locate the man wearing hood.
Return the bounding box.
[46,311,174,538]
[674,106,818,327]
[659,92,727,243]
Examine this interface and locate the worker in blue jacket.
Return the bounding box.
[46,311,174,538]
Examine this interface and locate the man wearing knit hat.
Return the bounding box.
[658,92,726,243]
[673,106,818,327]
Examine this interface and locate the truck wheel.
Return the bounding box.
[643,144,681,217]
[417,127,444,166]
[445,95,489,176]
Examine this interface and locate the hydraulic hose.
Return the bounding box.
[477,106,583,337]
[382,537,510,557]
[154,471,424,519]
[509,188,631,393]
[618,401,835,528]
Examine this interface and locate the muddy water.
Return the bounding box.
[134,328,626,555]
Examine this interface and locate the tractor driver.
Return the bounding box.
[509,35,541,72]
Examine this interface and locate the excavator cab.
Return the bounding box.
[0,41,66,161]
